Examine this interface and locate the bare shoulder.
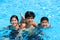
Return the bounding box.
[47,24,51,27]
[33,22,38,27]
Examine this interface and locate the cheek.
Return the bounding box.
[22,24,26,27]
[29,19,33,22]
[31,19,33,21]
[26,19,29,22]
[41,23,44,25]
[15,21,18,23]
[41,23,46,25]
[26,19,30,22]
[11,21,18,24]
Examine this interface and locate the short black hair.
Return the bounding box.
[25,11,35,19]
[41,17,49,22]
[10,15,19,22]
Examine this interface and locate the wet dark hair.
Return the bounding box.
[25,11,35,19]
[10,15,19,22]
[41,17,49,22]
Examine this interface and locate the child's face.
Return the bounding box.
[11,17,18,26]
[26,17,33,23]
[41,20,48,27]
[20,19,27,28]
[21,23,26,28]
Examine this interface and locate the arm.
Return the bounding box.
[20,12,25,19]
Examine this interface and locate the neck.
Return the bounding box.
[15,24,20,29]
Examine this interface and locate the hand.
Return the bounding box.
[20,12,25,19]
[30,21,38,27]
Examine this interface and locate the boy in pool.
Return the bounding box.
[37,17,51,40]
[20,11,43,40]
[24,11,37,28]
[20,12,37,29]
[38,17,50,28]
[19,11,38,33]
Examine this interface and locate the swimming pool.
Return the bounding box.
[0,0,60,40]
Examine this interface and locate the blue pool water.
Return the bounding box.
[0,0,60,40]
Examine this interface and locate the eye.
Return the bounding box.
[15,20,16,21]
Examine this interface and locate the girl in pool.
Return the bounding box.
[7,15,21,40]
[0,15,22,40]
[8,15,20,30]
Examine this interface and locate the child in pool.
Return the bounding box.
[8,15,20,30]
[38,17,50,28]
[24,11,37,28]
[37,17,51,40]
[0,15,21,40]
[20,11,38,29]
[19,11,38,35]
[7,15,20,40]
[20,13,27,30]
[20,11,42,40]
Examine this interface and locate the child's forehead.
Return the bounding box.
[41,20,48,22]
[26,17,33,19]
[12,17,16,19]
